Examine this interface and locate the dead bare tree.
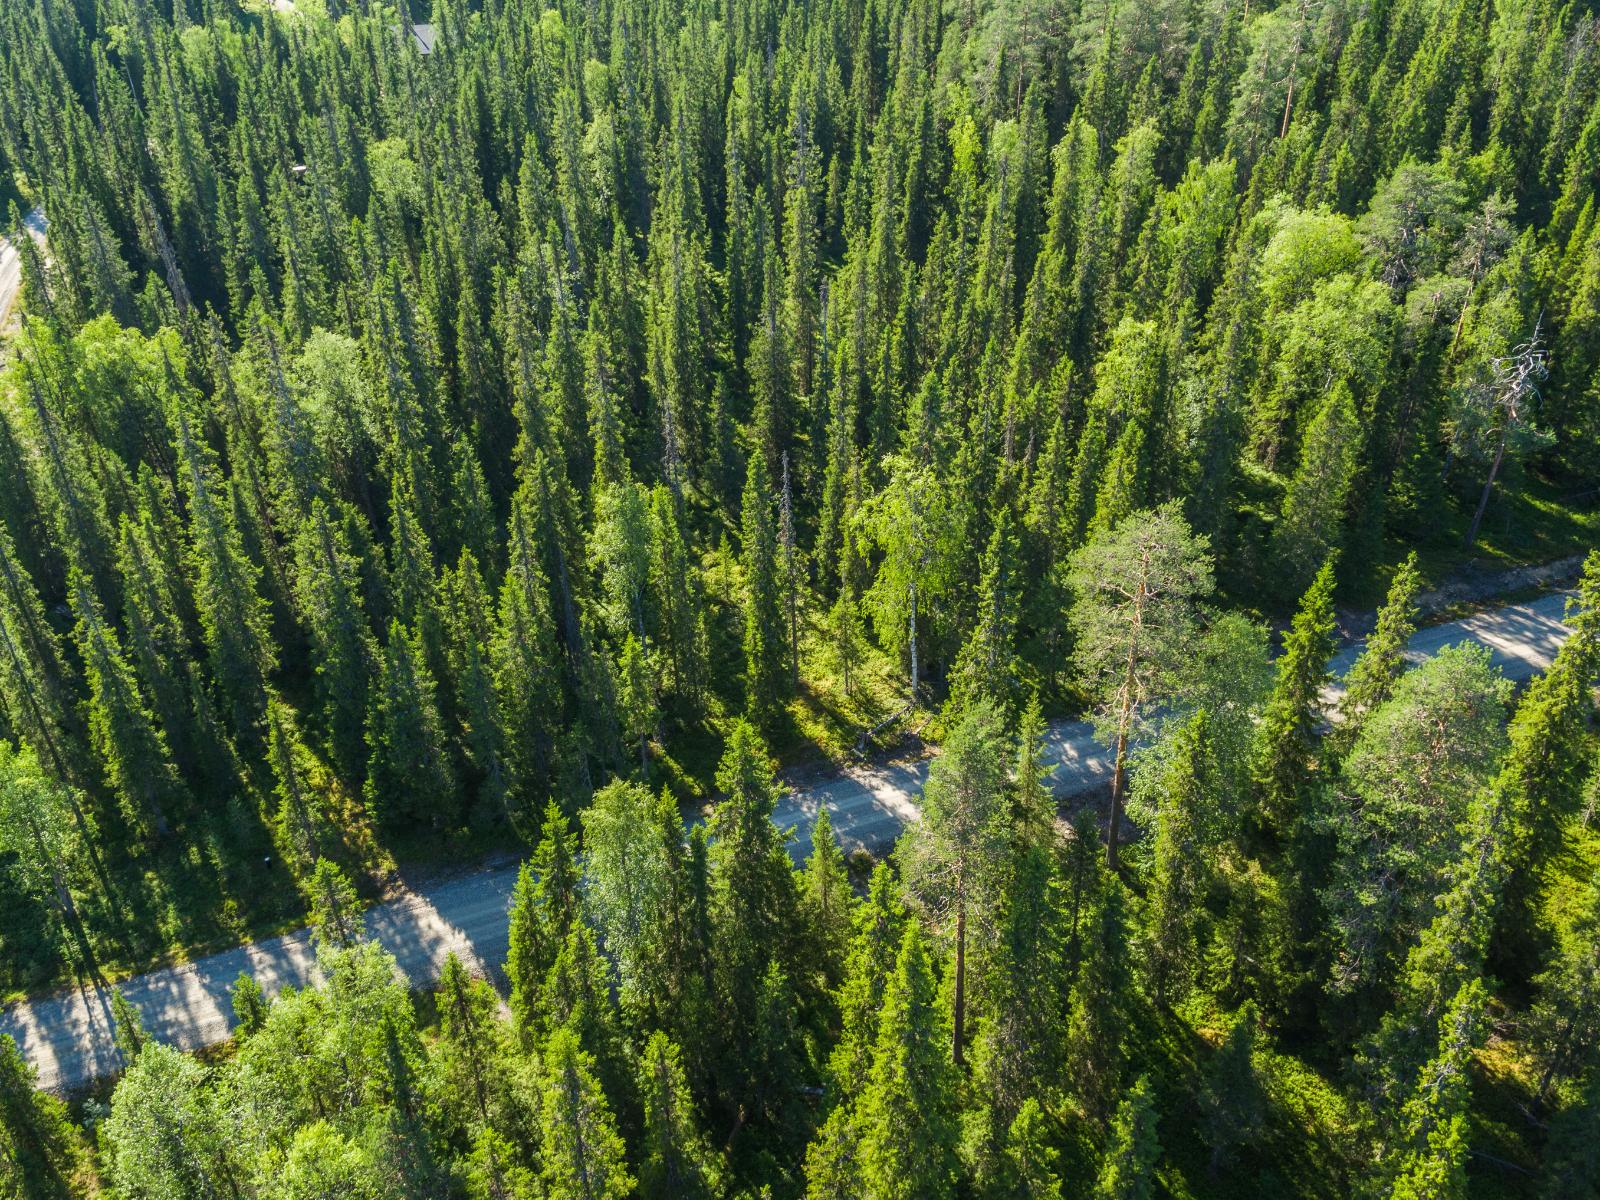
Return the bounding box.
[1463,318,1550,549]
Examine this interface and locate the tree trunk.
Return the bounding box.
[908,583,920,695]
[1107,725,1128,871]
[953,902,966,1068]
[1465,431,1508,549]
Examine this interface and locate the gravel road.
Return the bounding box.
[1,589,1578,1091]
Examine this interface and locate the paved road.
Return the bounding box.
[0,209,47,325]
[1,590,1578,1091]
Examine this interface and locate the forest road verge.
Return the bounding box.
[0,588,1577,1092]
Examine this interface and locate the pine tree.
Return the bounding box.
[1325,646,1509,1017]
[1068,502,1214,867]
[898,698,1009,1067]
[648,484,705,704]
[538,922,630,1108]
[992,1097,1066,1200]
[967,698,1070,1172]
[109,989,147,1065]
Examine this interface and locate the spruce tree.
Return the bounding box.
[1096,1075,1160,1200]
[708,720,803,1112]
[70,572,189,840]
[803,804,855,992]
[742,453,787,726]
[1332,551,1422,754]
[857,923,961,1200]
[1385,981,1484,1200]
[1200,1002,1264,1172]
[293,502,380,788]
[364,619,458,833]
[637,1031,721,1200]
[1252,558,1337,838]
[437,952,504,1129]
[1144,709,1215,1005]
[494,481,562,818]
[507,804,582,1039]
[947,507,1022,719]
[167,380,276,749]
[230,973,268,1040]
[537,1026,634,1200]
[1068,862,1138,1128]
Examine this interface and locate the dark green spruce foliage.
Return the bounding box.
[3,0,1600,1195]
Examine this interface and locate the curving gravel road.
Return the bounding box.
[1,589,1578,1091]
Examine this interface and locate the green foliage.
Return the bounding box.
[1325,645,1510,1017]
[1200,1002,1266,1172]
[1069,502,1214,867]
[637,1031,722,1200]
[857,923,961,1200]
[537,1026,635,1200]
[2,0,1599,1193]
[231,972,269,1040]
[0,1033,79,1197]
[898,699,1010,1066]
[1252,560,1338,838]
[1096,1075,1161,1200]
[507,806,581,1039]
[1333,553,1423,754]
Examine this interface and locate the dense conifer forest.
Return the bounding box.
[1,0,1600,1193]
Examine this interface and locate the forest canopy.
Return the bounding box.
[1,0,1600,1194]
